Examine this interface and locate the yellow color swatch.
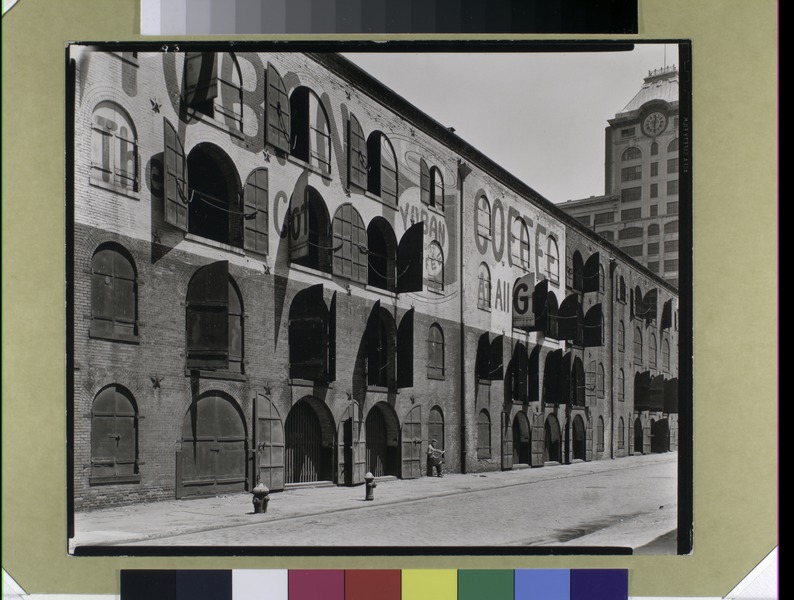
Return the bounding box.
[402,570,458,600]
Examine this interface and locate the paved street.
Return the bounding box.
[71,452,677,552]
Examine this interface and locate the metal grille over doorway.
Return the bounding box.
[285,400,330,484]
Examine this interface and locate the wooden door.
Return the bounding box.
[253,393,284,491]
[401,405,422,479]
[501,411,514,471]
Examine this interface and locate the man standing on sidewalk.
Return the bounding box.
[427,439,444,477]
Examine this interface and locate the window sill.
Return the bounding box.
[427,373,445,381]
[419,200,445,216]
[89,474,141,486]
[362,189,397,211]
[364,284,398,299]
[187,109,244,141]
[184,368,247,382]
[89,178,140,201]
[477,453,492,460]
[290,262,334,280]
[184,233,245,256]
[289,378,332,388]
[367,385,394,394]
[477,305,492,313]
[284,154,333,181]
[426,286,445,296]
[89,328,140,344]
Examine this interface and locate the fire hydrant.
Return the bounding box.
[364,472,377,501]
[252,483,270,514]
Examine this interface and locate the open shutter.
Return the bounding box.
[476,333,490,380]
[347,115,368,190]
[558,294,580,341]
[401,405,422,479]
[397,308,414,389]
[163,118,188,231]
[288,189,310,261]
[512,272,536,330]
[186,261,229,370]
[396,222,424,293]
[366,301,382,386]
[265,63,290,153]
[583,252,601,293]
[583,304,604,347]
[634,371,651,411]
[661,299,673,330]
[328,292,336,383]
[650,374,665,411]
[183,52,218,107]
[253,393,284,491]
[420,159,431,205]
[501,412,514,471]
[630,288,635,320]
[489,335,504,381]
[352,401,366,484]
[511,344,529,403]
[531,414,543,466]
[664,378,679,413]
[586,419,593,461]
[643,289,658,323]
[243,169,269,254]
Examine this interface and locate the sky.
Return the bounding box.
[342,44,679,204]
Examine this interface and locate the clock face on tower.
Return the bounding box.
[642,111,668,137]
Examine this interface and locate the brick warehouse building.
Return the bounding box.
[69,48,680,510]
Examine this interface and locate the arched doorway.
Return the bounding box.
[651,418,671,453]
[634,417,644,454]
[365,402,400,477]
[284,397,335,484]
[177,393,247,498]
[512,412,531,465]
[544,415,562,463]
[572,414,586,460]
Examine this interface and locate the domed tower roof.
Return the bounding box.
[615,65,679,118]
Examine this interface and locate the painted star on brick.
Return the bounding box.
[150,98,161,113]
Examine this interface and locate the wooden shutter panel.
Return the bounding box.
[517,346,529,403]
[186,261,229,370]
[397,308,414,389]
[420,159,430,205]
[661,299,673,330]
[501,412,514,471]
[586,419,593,461]
[254,393,285,491]
[288,189,310,261]
[366,301,382,386]
[183,52,218,106]
[401,405,422,479]
[163,118,188,231]
[265,63,290,153]
[489,335,504,381]
[583,252,601,293]
[476,333,490,380]
[583,304,604,347]
[347,115,367,190]
[243,169,269,254]
[289,284,328,381]
[328,292,336,383]
[530,279,549,333]
[396,222,424,293]
[643,289,658,323]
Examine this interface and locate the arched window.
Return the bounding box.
[427,324,445,379]
[546,237,560,284]
[634,327,643,365]
[430,166,444,211]
[289,284,333,382]
[597,416,605,452]
[290,187,332,273]
[91,244,138,341]
[668,138,679,153]
[622,147,642,161]
[290,87,331,173]
[91,385,139,482]
[332,204,367,284]
[572,251,585,292]
[617,321,625,352]
[618,417,625,448]
[664,221,679,234]
[477,410,491,459]
[597,363,605,398]
[186,261,244,373]
[510,217,531,269]
[599,263,606,293]
[426,241,444,293]
[649,333,658,367]
[476,195,492,240]
[648,223,660,236]
[366,305,397,388]
[617,275,627,302]
[618,369,625,401]
[366,218,397,291]
[367,131,398,205]
[662,339,671,371]
[477,262,492,310]
[182,52,243,130]
[586,360,597,403]
[91,101,138,191]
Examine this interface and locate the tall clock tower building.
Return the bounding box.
[561,65,680,287]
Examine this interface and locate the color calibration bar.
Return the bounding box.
[140,0,638,35]
[121,569,628,600]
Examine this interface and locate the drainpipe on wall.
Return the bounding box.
[458,160,471,474]
[609,257,617,459]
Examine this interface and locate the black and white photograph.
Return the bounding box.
[67,42,689,554]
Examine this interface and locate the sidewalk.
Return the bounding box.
[70,452,678,551]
